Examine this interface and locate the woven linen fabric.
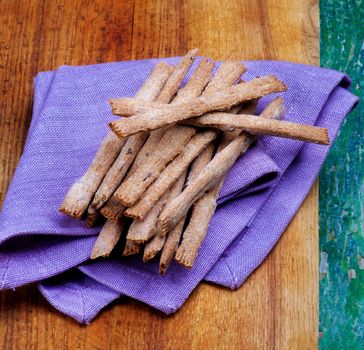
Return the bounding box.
[0,57,358,323]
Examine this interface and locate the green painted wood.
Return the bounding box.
[319,0,364,349]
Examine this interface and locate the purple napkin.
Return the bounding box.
[38,64,358,322]
[0,57,358,323]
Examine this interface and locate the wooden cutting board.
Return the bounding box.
[0,1,318,348]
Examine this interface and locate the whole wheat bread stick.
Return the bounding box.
[112,61,215,208]
[143,234,167,262]
[59,62,173,218]
[171,102,258,267]
[157,71,250,268]
[174,107,328,145]
[59,132,127,219]
[90,219,126,259]
[131,62,176,103]
[194,112,329,145]
[116,59,244,115]
[90,57,194,256]
[158,146,215,274]
[124,130,218,219]
[158,130,225,273]
[174,188,220,268]
[174,57,215,101]
[99,51,202,220]
[112,48,201,171]
[158,98,285,235]
[203,61,247,95]
[159,218,185,274]
[143,172,186,262]
[154,48,199,103]
[122,240,141,256]
[100,197,125,222]
[158,147,219,273]
[122,50,202,167]
[101,135,149,220]
[109,76,287,137]
[156,92,257,242]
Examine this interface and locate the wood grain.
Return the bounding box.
[0,0,319,349]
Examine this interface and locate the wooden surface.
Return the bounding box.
[0,1,319,349]
[319,1,364,349]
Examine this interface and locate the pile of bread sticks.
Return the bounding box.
[60,49,329,274]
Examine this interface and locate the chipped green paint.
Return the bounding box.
[319,0,364,349]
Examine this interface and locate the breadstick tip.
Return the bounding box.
[268,76,288,91]
[59,205,83,219]
[124,207,142,220]
[159,263,168,275]
[100,206,121,222]
[109,121,125,139]
[188,48,199,58]
[174,248,194,269]
[322,129,330,145]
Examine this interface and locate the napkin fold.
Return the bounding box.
[39,269,121,324]
[0,57,358,323]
